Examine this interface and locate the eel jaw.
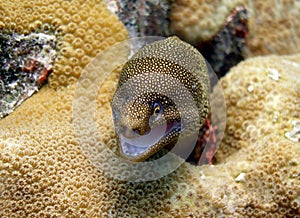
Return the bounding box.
[118,120,181,162]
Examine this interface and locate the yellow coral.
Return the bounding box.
[214,54,300,161]
[0,0,128,88]
[169,0,245,43]
[247,0,300,56]
[169,0,300,55]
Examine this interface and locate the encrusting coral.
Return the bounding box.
[169,0,300,56]
[246,0,300,56]
[210,54,300,216]
[1,40,300,217]
[169,0,245,43]
[214,54,300,162]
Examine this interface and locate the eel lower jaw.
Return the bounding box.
[119,121,181,161]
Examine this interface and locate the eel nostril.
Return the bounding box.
[119,125,140,138]
[132,128,140,135]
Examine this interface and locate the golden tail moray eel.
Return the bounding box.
[111,36,217,165]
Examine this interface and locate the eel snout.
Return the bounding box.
[116,107,182,161]
[118,119,168,159]
[118,123,151,139]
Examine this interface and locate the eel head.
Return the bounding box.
[112,93,181,162]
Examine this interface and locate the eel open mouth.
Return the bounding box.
[119,120,181,159]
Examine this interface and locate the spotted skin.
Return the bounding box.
[112,36,210,162]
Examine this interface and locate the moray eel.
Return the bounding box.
[112,36,210,162]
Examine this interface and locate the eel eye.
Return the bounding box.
[152,101,163,116]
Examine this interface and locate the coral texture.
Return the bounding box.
[214,54,300,162]
[169,0,244,44]
[247,0,300,56]
[1,49,300,216]
[169,0,300,56]
[0,0,128,89]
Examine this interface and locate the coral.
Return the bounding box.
[169,0,300,56]
[247,0,300,56]
[0,0,128,89]
[1,40,300,217]
[214,54,300,162]
[169,0,245,44]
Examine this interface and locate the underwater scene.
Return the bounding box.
[0,0,300,217]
